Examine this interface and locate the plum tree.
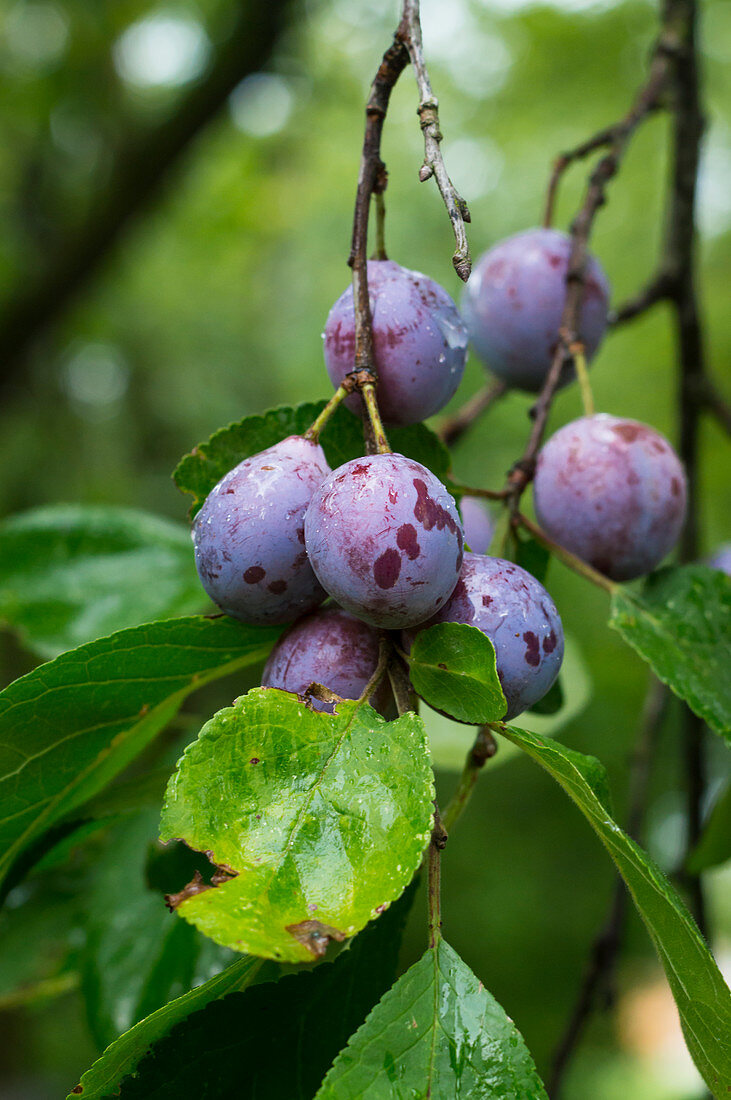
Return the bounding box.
[406,553,564,720]
[460,228,610,392]
[193,435,330,624]
[323,259,467,426]
[261,606,393,715]
[533,414,687,581]
[304,453,463,628]
[459,495,495,554]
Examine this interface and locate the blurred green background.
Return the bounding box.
[0,0,729,1096]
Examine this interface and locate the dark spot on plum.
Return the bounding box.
[652,440,666,453]
[297,527,306,544]
[261,465,275,471]
[627,470,640,486]
[671,477,681,496]
[224,487,236,495]
[548,254,562,269]
[482,595,493,607]
[374,548,401,589]
[244,566,265,584]
[523,631,540,667]
[250,757,260,765]
[543,631,557,654]
[413,479,461,547]
[350,463,371,477]
[389,487,398,504]
[397,523,421,559]
[268,580,287,595]
[612,423,643,444]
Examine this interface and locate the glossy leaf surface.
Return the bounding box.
[317,937,548,1099]
[174,401,451,517]
[160,689,434,961]
[499,723,731,1097]
[0,616,280,885]
[610,565,731,740]
[407,621,507,724]
[0,505,204,658]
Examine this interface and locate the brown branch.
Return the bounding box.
[396,0,471,281]
[0,0,293,395]
[437,380,508,449]
[549,678,669,1098]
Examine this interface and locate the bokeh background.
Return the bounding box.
[0,0,729,1096]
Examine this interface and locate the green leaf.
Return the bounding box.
[173,401,451,518]
[75,885,415,1100]
[0,505,204,658]
[160,688,434,962]
[610,565,731,740]
[0,616,280,887]
[687,782,731,874]
[498,723,731,1097]
[81,810,199,1049]
[406,621,507,724]
[424,633,591,771]
[317,937,548,1098]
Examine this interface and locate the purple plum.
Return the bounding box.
[323,259,467,426]
[261,606,393,715]
[709,544,731,576]
[407,553,564,720]
[460,496,495,555]
[304,453,463,629]
[461,228,610,393]
[193,435,331,625]
[533,414,687,581]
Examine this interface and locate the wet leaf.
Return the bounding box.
[499,723,731,1097]
[160,688,434,961]
[316,937,547,1098]
[406,621,507,724]
[610,565,731,740]
[0,505,205,659]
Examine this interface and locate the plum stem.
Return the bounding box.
[441,727,498,833]
[360,381,392,454]
[515,513,618,595]
[572,346,595,416]
[304,383,353,443]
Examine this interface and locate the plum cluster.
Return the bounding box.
[191,238,689,722]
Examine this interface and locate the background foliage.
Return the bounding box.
[0,0,729,1096]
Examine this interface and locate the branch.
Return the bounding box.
[0,0,293,394]
[505,19,682,509]
[549,678,669,1098]
[396,0,471,281]
[437,380,508,449]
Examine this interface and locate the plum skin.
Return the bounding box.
[533,414,687,581]
[261,607,393,715]
[323,259,468,427]
[461,228,610,393]
[193,435,330,625]
[406,553,564,721]
[304,453,464,629]
[460,496,494,555]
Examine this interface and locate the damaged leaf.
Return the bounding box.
[160,688,434,963]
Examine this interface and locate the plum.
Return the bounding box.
[323,259,467,426]
[461,228,610,392]
[261,606,393,715]
[304,453,463,629]
[533,414,687,581]
[193,435,330,625]
[407,553,564,720]
[709,544,731,576]
[460,495,495,554]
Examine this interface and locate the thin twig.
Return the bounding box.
[428,803,448,948]
[397,0,471,281]
[437,380,508,449]
[441,727,498,833]
[515,513,617,595]
[549,677,669,1098]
